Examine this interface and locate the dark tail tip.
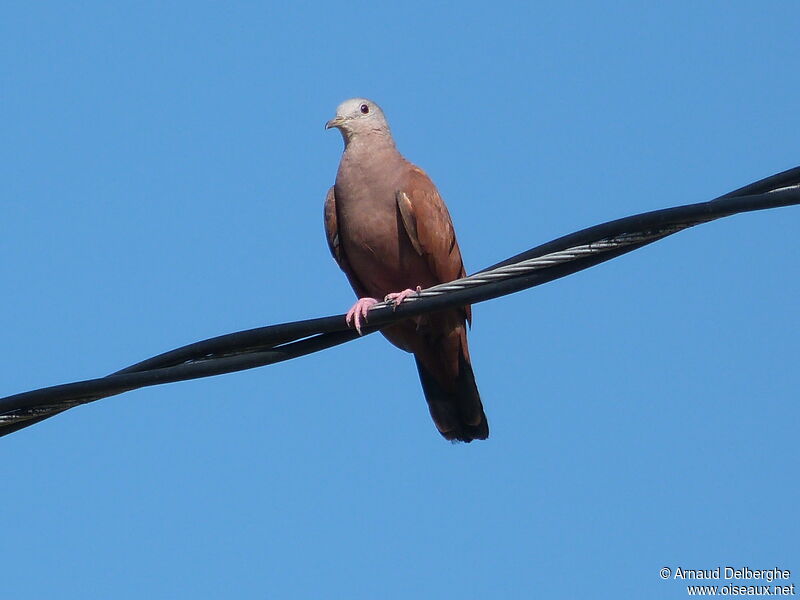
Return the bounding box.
[415,354,489,443]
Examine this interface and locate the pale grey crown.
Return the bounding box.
[326,98,392,141]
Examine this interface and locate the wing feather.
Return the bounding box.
[397,167,471,323]
[324,186,369,298]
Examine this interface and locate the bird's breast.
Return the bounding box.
[334,159,432,297]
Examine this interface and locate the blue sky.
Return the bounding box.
[2,2,798,598]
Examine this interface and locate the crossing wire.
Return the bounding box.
[1,165,799,437]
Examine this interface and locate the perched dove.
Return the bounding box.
[325,98,488,442]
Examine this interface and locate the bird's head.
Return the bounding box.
[326,98,391,144]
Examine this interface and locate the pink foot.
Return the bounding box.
[384,286,422,310]
[345,297,379,335]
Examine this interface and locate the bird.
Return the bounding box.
[324,98,488,442]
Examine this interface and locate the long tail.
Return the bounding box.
[415,351,489,443]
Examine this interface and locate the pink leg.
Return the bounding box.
[345,297,379,335]
[384,286,422,309]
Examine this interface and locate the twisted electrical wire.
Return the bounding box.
[2,166,799,437]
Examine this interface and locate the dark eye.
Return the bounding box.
[360,104,369,114]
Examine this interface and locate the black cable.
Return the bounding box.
[2,166,799,437]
